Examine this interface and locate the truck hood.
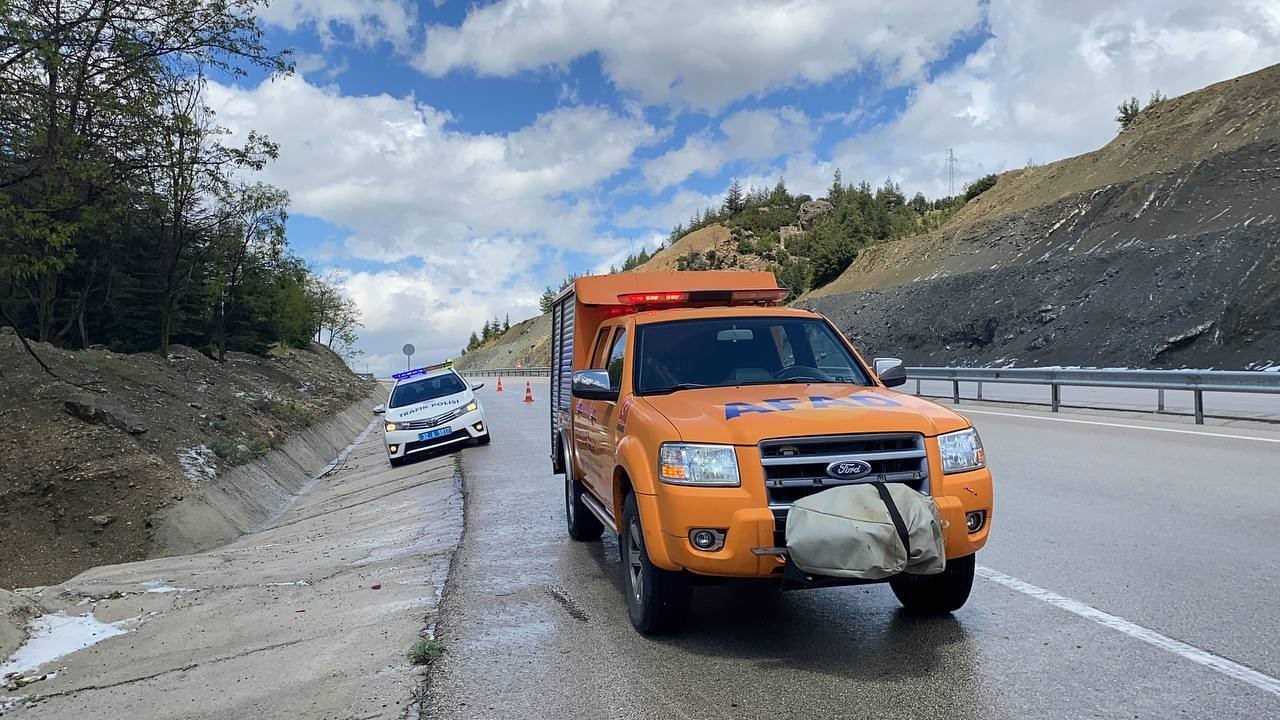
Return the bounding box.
[639,384,969,445]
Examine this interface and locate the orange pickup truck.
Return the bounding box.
[549,271,993,634]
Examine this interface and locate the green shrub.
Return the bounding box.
[408,639,445,665]
[964,174,998,202]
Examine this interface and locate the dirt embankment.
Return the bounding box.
[0,335,374,588]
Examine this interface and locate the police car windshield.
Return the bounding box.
[636,317,871,395]
[389,372,467,408]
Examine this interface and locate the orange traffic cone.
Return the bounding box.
[523,381,535,403]
[495,377,504,392]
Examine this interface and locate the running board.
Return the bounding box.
[580,492,618,535]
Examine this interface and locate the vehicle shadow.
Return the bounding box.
[585,537,985,686]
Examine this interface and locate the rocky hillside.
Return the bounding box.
[803,63,1280,369]
[0,335,374,588]
[455,313,553,370]
[460,64,1279,372]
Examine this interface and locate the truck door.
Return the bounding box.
[574,326,615,492]
[583,326,628,499]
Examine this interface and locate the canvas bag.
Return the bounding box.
[784,483,946,580]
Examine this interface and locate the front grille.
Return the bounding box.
[399,406,465,430]
[760,433,929,544]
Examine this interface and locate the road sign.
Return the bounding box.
[402,343,415,370]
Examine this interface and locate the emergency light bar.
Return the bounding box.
[616,287,789,307]
[392,360,452,380]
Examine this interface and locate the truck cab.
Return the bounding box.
[549,271,993,634]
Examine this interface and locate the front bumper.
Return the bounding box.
[384,409,487,459]
[644,444,994,577]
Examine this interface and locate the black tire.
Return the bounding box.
[476,430,492,446]
[389,455,406,468]
[890,553,975,614]
[564,441,602,541]
[621,493,691,635]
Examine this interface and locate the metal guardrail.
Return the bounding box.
[908,367,1280,424]
[458,367,550,378]
[455,365,1280,424]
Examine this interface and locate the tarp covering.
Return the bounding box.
[785,484,946,580]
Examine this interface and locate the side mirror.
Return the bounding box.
[372,404,385,415]
[873,357,907,388]
[471,382,485,391]
[571,369,618,401]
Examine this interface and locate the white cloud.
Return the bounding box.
[418,0,984,111]
[259,0,419,49]
[206,75,658,373]
[828,0,1280,198]
[207,75,657,262]
[641,107,814,190]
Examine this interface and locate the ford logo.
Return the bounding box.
[825,460,872,480]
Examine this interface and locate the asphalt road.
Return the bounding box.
[426,378,1280,720]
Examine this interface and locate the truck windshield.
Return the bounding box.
[635,317,872,394]
[389,373,467,408]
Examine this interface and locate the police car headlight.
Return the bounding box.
[464,401,479,413]
[939,428,985,474]
[384,422,398,432]
[659,443,740,486]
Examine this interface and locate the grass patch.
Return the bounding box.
[407,638,445,666]
[253,397,314,427]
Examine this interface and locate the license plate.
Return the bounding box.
[418,427,451,441]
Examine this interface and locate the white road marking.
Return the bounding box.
[958,408,1280,443]
[976,565,1280,698]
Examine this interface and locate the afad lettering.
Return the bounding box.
[724,395,902,420]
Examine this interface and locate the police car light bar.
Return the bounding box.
[392,360,452,380]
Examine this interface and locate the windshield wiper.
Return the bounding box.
[645,383,712,395]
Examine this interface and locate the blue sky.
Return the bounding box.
[204,0,1280,374]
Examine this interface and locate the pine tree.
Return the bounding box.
[723,178,745,214]
[1116,96,1140,130]
[771,177,790,204]
[828,169,844,203]
[503,314,510,332]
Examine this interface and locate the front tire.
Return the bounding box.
[890,553,975,614]
[621,493,690,635]
[564,441,602,541]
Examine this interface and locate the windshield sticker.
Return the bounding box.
[725,394,902,420]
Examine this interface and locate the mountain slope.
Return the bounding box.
[811,63,1280,298]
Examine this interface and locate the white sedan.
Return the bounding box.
[377,363,490,466]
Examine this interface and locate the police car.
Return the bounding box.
[378,361,490,466]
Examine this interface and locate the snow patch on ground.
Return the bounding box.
[1,613,128,676]
[141,581,192,594]
[177,445,217,483]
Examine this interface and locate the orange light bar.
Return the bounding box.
[618,291,689,305]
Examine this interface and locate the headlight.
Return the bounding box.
[384,422,398,432]
[938,427,986,474]
[464,401,479,413]
[659,443,740,486]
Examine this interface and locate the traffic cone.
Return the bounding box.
[523,381,535,403]
[495,377,504,392]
